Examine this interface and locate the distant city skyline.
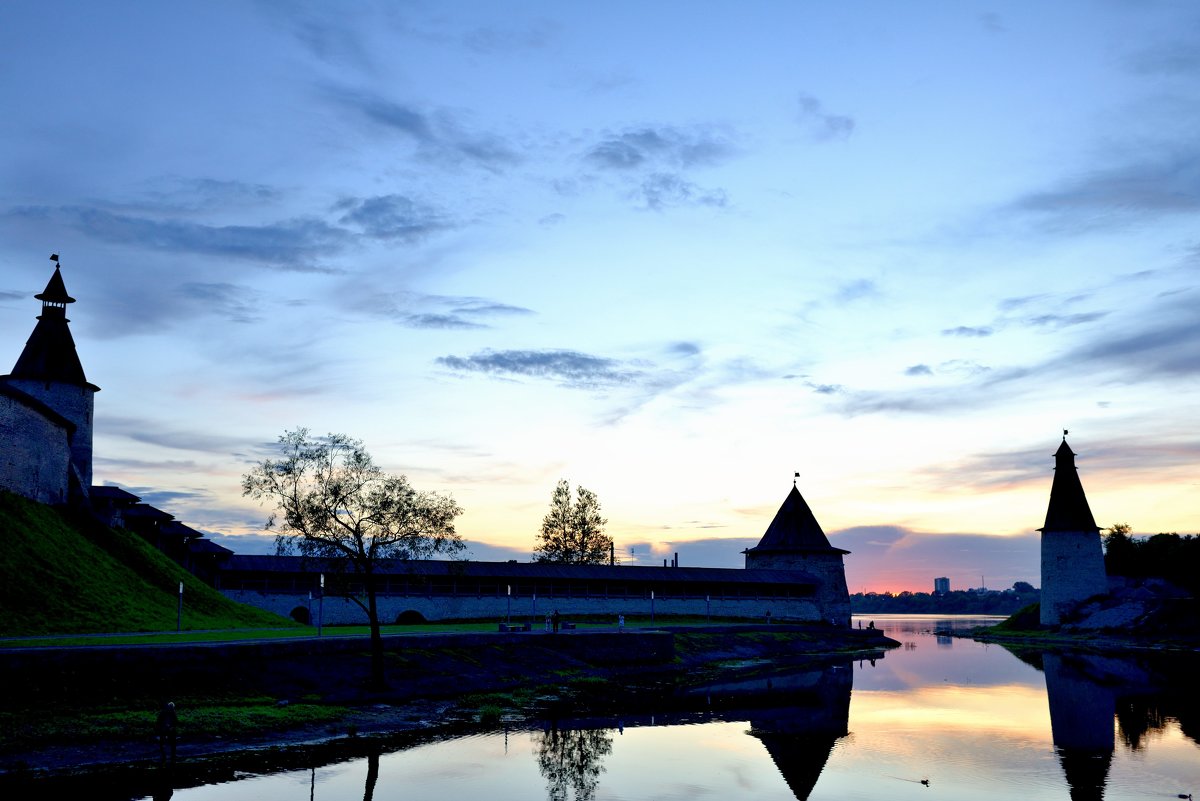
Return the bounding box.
[2,3,1196,592]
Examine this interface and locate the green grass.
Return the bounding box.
[985,602,1043,633]
[0,491,294,636]
[0,697,348,749]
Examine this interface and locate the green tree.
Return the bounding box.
[533,479,612,564]
[242,429,464,688]
[1012,581,1036,594]
[1103,522,1136,576]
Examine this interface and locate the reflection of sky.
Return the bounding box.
[852,616,1043,691]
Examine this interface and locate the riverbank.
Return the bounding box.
[959,597,1200,653]
[965,627,1200,653]
[0,624,895,780]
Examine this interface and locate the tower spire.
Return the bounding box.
[7,257,90,385]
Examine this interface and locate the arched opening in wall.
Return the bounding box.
[396,610,426,625]
[290,606,311,625]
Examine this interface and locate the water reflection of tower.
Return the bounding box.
[1043,653,1115,801]
[748,662,853,800]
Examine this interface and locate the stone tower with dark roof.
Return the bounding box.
[744,482,851,625]
[0,259,99,501]
[1039,435,1108,625]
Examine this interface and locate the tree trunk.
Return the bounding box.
[364,569,385,690]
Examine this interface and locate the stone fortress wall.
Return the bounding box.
[221,588,826,626]
[0,385,73,504]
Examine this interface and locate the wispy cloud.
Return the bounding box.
[1010,149,1200,231]
[177,282,262,324]
[796,92,855,141]
[635,173,728,211]
[92,456,200,473]
[331,89,522,170]
[919,433,1200,495]
[1024,311,1109,328]
[581,125,735,210]
[834,278,878,304]
[463,20,558,54]
[905,364,933,377]
[436,348,642,388]
[103,416,251,454]
[334,194,454,242]
[784,375,845,395]
[7,188,462,275]
[942,325,993,337]
[116,178,282,215]
[838,288,1199,416]
[1068,299,1200,380]
[8,205,349,273]
[364,290,533,330]
[1124,40,1200,76]
[585,126,736,171]
[118,486,217,508]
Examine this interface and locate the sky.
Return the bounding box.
[1,1,1197,593]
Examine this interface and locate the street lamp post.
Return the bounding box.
[506,584,511,625]
[318,574,324,637]
[176,581,183,632]
[650,589,655,623]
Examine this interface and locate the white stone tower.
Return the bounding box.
[1039,434,1107,626]
[1,259,99,498]
[744,479,851,625]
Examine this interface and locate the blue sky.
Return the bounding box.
[2,2,1197,592]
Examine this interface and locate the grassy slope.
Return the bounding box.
[0,491,293,636]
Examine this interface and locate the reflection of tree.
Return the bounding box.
[533,725,614,801]
[1117,699,1168,750]
[363,748,380,801]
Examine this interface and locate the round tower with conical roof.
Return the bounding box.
[1038,435,1108,626]
[1,259,99,497]
[743,481,851,625]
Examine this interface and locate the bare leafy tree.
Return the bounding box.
[533,479,611,564]
[242,429,463,688]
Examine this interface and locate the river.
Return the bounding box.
[132,615,1199,800]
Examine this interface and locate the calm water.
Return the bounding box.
[140,615,1197,800]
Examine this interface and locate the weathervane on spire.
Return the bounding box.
[793,471,799,486]
[50,253,59,265]
[1063,428,1069,439]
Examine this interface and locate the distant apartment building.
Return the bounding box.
[933,576,950,594]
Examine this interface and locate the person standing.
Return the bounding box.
[155,701,178,763]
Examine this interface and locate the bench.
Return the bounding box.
[498,622,532,632]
